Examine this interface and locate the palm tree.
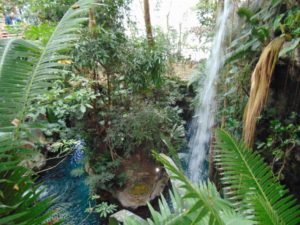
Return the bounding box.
[0,1,95,224]
[125,130,300,225]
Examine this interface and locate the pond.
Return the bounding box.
[38,142,101,225]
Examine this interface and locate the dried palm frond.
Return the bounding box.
[243,36,286,147]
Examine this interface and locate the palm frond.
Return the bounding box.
[0,1,97,224]
[0,0,96,133]
[0,39,40,129]
[215,129,300,225]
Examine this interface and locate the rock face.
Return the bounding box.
[113,152,169,209]
[19,152,47,171]
[108,154,182,225]
[114,171,169,209]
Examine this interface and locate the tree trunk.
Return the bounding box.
[143,0,154,47]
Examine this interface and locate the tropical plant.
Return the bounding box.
[125,130,300,225]
[85,153,127,190]
[24,23,56,46]
[215,129,300,225]
[0,0,96,223]
[0,0,96,132]
[0,140,53,225]
[255,112,300,180]
[28,0,77,22]
[93,202,118,218]
[125,151,252,225]
[105,103,185,156]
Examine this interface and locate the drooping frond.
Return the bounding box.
[215,129,300,225]
[242,36,286,147]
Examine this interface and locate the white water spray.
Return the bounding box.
[188,0,232,182]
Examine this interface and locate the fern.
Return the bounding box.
[0,0,95,134]
[215,129,300,225]
[0,1,96,224]
[125,153,252,225]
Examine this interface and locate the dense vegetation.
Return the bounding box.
[0,0,299,224]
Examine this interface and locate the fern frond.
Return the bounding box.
[151,153,251,225]
[215,129,300,225]
[0,148,54,225]
[0,0,96,133]
[0,1,96,224]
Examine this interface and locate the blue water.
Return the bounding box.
[39,142,100,225]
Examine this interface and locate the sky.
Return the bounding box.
[129,0,199,32]
[128,0,205,60]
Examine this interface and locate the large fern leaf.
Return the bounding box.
[0,0,95,132]
[215,129,300,225]
[0,1,96,224]
[0,39,40,129]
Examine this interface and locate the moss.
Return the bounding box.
[129,183,150,196]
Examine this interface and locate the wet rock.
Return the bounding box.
[114,170,169,209]
[85,161,94,175]
[112,152,169,209]
[109,209,146,225]
[20,152,47,171]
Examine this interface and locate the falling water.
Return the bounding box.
[188,0,232,182]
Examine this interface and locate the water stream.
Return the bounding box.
[188,0,232,182]
[38,142,100,225]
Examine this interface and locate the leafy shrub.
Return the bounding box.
[255,112,300,179]
[105,103,185,156]
[24,23,56,45]
[86,153,126,190]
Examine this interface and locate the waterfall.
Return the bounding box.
[188,0,232,182]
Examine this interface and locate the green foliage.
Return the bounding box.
[279,37,300,57]
[274,7,300,36]
[215,129,300,225]
[219,0,299,144]
[125,152,252,225]
[86,154,126,190]
[0,0,96,131]
[127,131,300,225]
[29,75,97,122]
[72,31,167,92]
[255,112,300,179]
[86,195,118,218]
[0,144,54,225]
[227,1,300,64]
[0,1,95,223]
[24,23,56,46]
[194,1,217,43]
[50,139,78,154]
[105,103,185,156]
[28,0,77,22]
[237,7,255,23]
[92,202,118,218]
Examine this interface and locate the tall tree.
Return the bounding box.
[143,0,154,46]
